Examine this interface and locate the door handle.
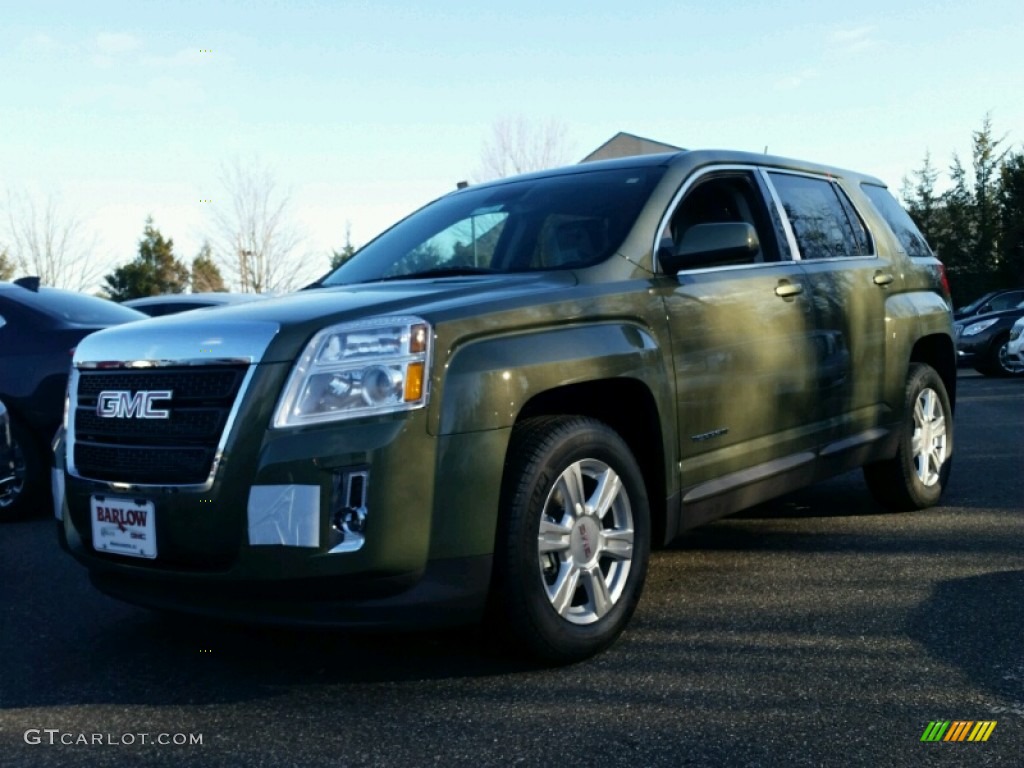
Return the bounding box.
[775,281,804,299]
[873,270,895,286]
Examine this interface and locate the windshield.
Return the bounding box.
[321,166,666,286]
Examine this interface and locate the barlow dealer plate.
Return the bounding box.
[91,495,157,559]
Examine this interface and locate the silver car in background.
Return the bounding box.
[1006,316,1024,370]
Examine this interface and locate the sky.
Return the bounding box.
[2,0,1023,288]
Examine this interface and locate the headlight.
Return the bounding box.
[1010,319,1024,341]
[962,318,999,336]
[273,316,432,427]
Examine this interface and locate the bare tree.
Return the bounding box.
[209,157,305,293]
[3,191,103,290]
[475,115,576,182]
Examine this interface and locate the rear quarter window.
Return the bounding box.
[861,183,933,258]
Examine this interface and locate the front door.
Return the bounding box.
[658,169,822,499]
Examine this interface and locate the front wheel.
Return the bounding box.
[490,416,650,664]
[975,332,1024,377]
[864,363,953,510]
[0,417,46,521]
[995,333,1024,376]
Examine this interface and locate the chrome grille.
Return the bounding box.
[72,366,248,485]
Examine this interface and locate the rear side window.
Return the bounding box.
[986,291,1024,312]
[768,172,871,260]
[860,183,933,258]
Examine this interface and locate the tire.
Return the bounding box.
[864,363,953,511]
[974,332,1024,377]
[489,416,650,664]
[994,333,1024,376]
[0,417,46,521]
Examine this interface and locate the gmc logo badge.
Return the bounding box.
[96,390,173,419]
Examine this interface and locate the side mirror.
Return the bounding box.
[659,222,760,274]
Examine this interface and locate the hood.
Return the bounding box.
[74,273,577,367]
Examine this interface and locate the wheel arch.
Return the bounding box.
[514,378,670,547]
[909,332,957,410]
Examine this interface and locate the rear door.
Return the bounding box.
[762,170,888,446]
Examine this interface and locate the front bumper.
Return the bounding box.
[71,541,492,629]
[56,373,504,627]
[1005,336,1024,367]
[955,331,992,365]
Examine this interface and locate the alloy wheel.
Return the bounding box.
[910,387,947,487]
[536,458,635,625]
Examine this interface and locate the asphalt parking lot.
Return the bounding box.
[1,371,1022,767]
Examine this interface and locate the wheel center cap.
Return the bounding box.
[570,517,601,564]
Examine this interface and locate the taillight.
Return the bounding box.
[936,263,951,301]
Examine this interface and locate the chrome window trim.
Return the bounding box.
[667,259,803,277]
[654,164,754,273]
[756,168,803,261]
[66,362,259,493]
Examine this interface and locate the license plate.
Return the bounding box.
[91,495,157,559]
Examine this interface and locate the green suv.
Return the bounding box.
[56,150,956,662]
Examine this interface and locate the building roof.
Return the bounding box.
[580,132,684,163]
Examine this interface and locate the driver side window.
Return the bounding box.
[662,172,781,270]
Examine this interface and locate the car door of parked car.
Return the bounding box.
[763,171,888,448]
[658,168,822,509]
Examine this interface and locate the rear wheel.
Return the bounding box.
[490,416,650,663]
[864,363,953,511]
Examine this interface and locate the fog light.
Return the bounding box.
[328,468,369,554]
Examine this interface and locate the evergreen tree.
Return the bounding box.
[0,248,14,281]
[971,114,1008,276]
[900,115,1022,304]
[938,156,975,279]
[103,217,190,300]
[330,223,358,269]
[901,152,940,246]
[998,152,1024,287]
[191,242,226,292]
